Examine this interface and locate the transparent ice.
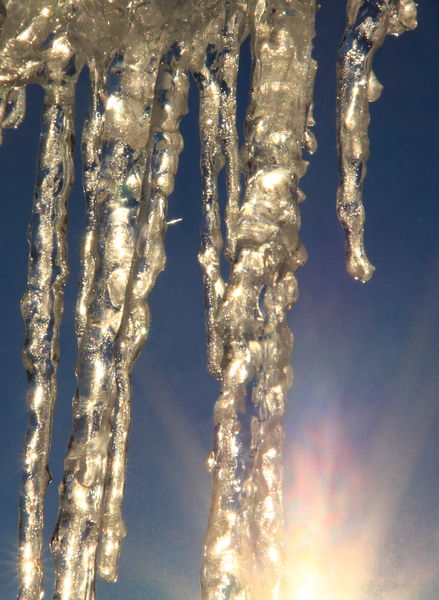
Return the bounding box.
[0,1,416,599]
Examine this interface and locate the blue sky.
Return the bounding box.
[0,2,438,599]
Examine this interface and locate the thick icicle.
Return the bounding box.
[51,22,166,598]
[336,0,417,281]
[201,3,316,600]
[18,49,78,600]
[97,47,189,583]
[238,3,317,594]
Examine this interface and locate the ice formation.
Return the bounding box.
[0,1,416,599]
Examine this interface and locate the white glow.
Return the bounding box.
[106,95,124,117]
[33,385,43,408]
[214,535,231,555]
[52,38,71,56]
[260,170,287,189]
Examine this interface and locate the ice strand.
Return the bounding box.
[97,47,189,583]
[197,45,227,380]
[18,49,78,600]
[51,25,166,598]
[201,3,316,600]
[336,0,417,282]
[220,0,247,262]
[75,61,105,344]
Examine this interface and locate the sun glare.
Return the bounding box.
[283,400,438,600]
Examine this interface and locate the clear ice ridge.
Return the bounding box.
[0,1,416,599]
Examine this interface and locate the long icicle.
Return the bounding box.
[18,48,78,600]
[201,2,317,599]
[51,28,166,599]
[196,27,251,600]
[97,45,190,583]
[240,3,316,598]
[336,0,417,282]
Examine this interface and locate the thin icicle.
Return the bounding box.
[97,47,189,583]
[197,3,246,381]
[0,86,26,140]
[196,46,227,381]
[219,1,247,261]
[75,61,105,343]
[18,51,78,600]
[51,27,166,598]
[336,0,417,282]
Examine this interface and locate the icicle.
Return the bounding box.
[240,0,318,581]
[219,1,247,261]
[97,46,190,583]
[196,2,247,381]
[51,27,167,598]
[336,0,417,282]
[196,44,227,380]
[201,3,316,600]
[18,45,78,600]
[75,61,105,344]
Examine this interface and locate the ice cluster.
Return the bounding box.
[1,1,416,598]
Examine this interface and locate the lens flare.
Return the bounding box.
[284,400,439,600]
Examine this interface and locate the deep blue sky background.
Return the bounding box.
[0,1,438,598]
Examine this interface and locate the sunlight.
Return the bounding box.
[284,399,438,600]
